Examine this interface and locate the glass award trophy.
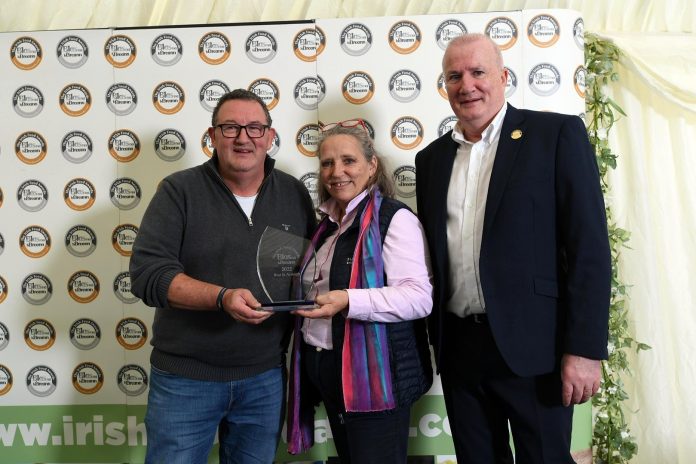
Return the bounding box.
[256,226,318,311]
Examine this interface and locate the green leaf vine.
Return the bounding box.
[584,33,651,464]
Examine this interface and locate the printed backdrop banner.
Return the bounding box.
[0,9,586,463]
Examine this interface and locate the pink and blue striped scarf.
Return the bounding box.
[287,189,395,455]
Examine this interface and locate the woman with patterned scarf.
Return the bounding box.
[287,119,433,463]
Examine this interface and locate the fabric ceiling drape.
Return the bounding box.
[1,1,694,463]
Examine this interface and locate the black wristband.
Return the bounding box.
[216,287,229,312]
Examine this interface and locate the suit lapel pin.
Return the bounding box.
[511,129,523,140]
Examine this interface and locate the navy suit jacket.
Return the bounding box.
[415,104,611,377]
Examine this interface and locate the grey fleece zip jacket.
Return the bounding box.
[129,156,315,381]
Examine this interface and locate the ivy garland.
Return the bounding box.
[584,33,651,464]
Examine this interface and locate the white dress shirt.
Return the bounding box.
[446,104,507,318]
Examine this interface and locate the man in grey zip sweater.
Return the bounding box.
[129,89,315,464]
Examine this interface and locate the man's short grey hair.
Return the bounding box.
[442,33,504,71]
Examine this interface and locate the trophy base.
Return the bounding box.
[257,300,318,312]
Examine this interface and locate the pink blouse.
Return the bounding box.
[301,191,433,349]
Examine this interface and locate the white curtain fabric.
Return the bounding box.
[600,31,696,463]
[1,1,694,463]
[1,0,695,34]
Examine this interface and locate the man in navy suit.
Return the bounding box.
[415,33,610,463]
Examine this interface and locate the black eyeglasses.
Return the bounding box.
[320,118,368,132]
[215,123,269,138]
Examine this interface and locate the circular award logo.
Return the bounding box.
[268,132,280,157]
[199,79,230,112]
[17,179,49,212]
[340,23,372,56]
[527,14,560,48]
[19,225,51,258]
[393,166,417,198]
[61,131,93,164]
[15,131,47,165]
[104,34,136,67]
[436,19,467,50]
[116,317,148,350]
[72,362,104,394]
[21,273,52,305]
[10,36,42,70]
[0,322,9,350]
[248,78,280,110]
[24,319,56,351]
[388,69,421,103]
[67,270,100,303]
[151,33,183,66]
[437,72,448,99]
[64,178,96,211]
[390,117,424,150]
[485,17,518,50]
[117,364,148,396]
[59,84,91,117]
[110,178,141,210]
[13,85,44,118]
[293,27,326,62]
[528,63,561,97]
[106,83,137,116]
[295,124,321,157]
[245,30,277,63]
[69,318,101,350]
[0,365,12,395]
[342,71,375,105]
[438,116,458,137]
[108,129,140,162]
[574,66,587,98]
[299,172,320,208]
[198,31,230,65]
[112,224,138,256]
[388,21,421,54]
[573,18,585,49]
[65,225,97,257]
[0,276,7,304]
[0,233,4,257]
[506,66,518,98]
[26,365,57,397]
[153,81,185,115]
[294,76,326,110]
[201,130,214,158]
[361,119,376,140]
[154,129,186,161]
[57,35,88,68]
[113,272,139,304]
